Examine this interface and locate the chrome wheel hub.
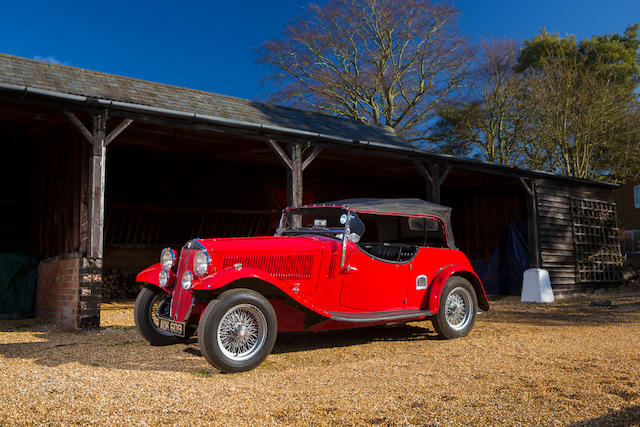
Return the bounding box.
[445,287,473,331]
[217,304,267,361]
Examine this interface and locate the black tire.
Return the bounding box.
[134,287,184,346]
[431,276,478,339]
[197,289,277,373]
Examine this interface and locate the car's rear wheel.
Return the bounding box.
[198,289,277,373]
[134,287,184,346]
[431,276,477,339]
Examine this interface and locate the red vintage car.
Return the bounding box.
[134,198,489,372]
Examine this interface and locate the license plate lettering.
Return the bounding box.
[158,318,185,337]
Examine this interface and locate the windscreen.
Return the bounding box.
[279,207,348,234]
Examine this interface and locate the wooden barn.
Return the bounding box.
[0,53,623,329]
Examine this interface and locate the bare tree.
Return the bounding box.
[432,39,527,165]
[258,0,470,142]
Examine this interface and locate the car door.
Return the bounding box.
[402,246,453,309]
[339,249,410,311]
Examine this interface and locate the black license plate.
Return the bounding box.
[158,317,186,337]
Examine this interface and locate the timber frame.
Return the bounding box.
[413,160,452,204]
[267,139,322,207]
[64,110,133,258]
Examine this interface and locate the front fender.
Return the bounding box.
[191,267,332,318]
[135,263,170,294]
[191,267,283,291]
[426,265,490,313]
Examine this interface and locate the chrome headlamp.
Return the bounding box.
[160,248,176,270]
[181,271,193,290]
[159,269,169,287]
[193,250,211,277]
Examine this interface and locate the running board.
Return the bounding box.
[328,309,433,323]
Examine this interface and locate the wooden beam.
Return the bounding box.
[65,110,124,259]
[521,178,541,269]
[289,144,303,208]
[429,161,441,204]
[267,139,292,170]
[105,118,133,146]
[438,163,452,186]
[302,146,322,171]
[87,112,108,259]
[519,177,533,196]
[413,160,433,185]
[64,111,93,144]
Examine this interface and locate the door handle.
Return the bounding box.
[343,265,358,273]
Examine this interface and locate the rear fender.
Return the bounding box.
[135,263,170,294]
[426,265,490,313]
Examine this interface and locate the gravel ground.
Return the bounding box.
[1,288,639,426]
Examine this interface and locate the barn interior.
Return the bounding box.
[0,96,531,307]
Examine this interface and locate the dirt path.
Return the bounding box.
[0,291,639,425]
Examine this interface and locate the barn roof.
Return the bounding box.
[0,53,409,148]
[0,53,617,188]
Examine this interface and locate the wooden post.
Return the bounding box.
[413,160,451,204]
[89,113,107,258]
[289,144,303,208]
[431,162,440,203]
[267,139,321,208]
[520,177,541,268]
[64,111,133,258]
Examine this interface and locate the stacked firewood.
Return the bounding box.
[102,271,140,300]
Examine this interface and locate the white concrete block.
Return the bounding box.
[521,268,555,303]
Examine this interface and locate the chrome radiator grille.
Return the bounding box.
[170,243,197,320]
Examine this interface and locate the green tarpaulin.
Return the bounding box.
[0,252,36,317]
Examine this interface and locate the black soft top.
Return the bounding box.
[294,198,456,248]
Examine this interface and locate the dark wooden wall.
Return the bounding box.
[27,123,88,258]
[535,179,622,294]
[445,184,527,262]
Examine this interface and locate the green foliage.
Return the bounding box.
[433,25,640,183]
[516,24,640,87]
[579,23,640,88]
[515,29,577,72]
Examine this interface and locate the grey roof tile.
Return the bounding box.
[0,53,409,147]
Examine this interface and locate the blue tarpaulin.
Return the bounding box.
[473,221,529,295]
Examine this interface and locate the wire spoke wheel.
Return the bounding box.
[444,286,473,331]
[134,288,183,346]
[216,303,267,362]
[150,294,170,329]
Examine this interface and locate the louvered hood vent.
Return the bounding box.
[222,254,314,281]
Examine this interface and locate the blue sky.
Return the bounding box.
[1,0,638,100]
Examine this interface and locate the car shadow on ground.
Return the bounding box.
[567,405,640,426]
[0,321,437,373]
[272,323,440,354]
[482,295,640,327]
[180,323,439,358]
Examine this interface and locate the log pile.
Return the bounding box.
[102,271,141,300]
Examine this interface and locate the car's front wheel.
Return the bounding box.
[134,287,185,346]
[197,289,277,373]
[431,276,477,339]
